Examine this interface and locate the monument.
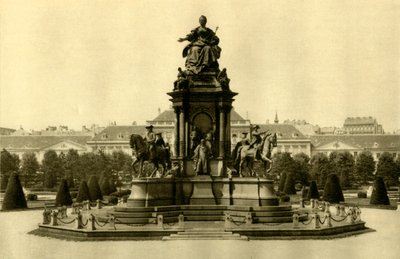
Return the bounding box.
[35,16,368,240]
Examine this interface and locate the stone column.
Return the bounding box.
[219,108,225,158]
[226,110,231,157]
[174,107,180,157]
[179,108,185,158]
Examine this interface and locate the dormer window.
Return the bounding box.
[117,133,124,139]
[101,134,108,139]
[373,142,379,148]
[292,133,299,138]
[277,132,283,138]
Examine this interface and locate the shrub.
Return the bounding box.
[88,175,103,202]
[323,174,344,203]
[76,181,90,202]
[357,191,367,198]
[26,193,38,201]
[1,172,27,210]
[108,196,119,205]
[109,179,117,193]
[283,173,296,195]
[301,186,308,199]
[70,191,78,199]
[306,181,320,200]
[280,195,290,202]
[370,177,390,205]
[55,179,73,206]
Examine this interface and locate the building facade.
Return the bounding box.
[343,117,383,134]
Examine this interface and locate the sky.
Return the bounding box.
[1,0,399,132]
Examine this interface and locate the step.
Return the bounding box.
[162,236,248,240]
[163,232,249,241]
[175,232,234,236]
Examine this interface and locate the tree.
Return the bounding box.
[1,172,27,210]
[310,153,330,187]
[1,149,20,189]
[293,153,310,186]
[329,151,354,188]
[55,179,73,206]
[63,149,80,186]
[376,152,398,187]
[306,180,320,200]
[354,151,375,184]
[370,176,390,205]
[76,181,90,202]
[100,176,112,196]
[41,150,63,188]
[88,175,103,202]
[323,174,344,203]
[20,152,40,187]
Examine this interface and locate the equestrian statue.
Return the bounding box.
[130,125,171,178]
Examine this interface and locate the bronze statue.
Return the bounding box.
[192,139,212,175]
[236,132,277,177]
[178,15,221,74]
[173,67,188,91]
[130,134,170,178]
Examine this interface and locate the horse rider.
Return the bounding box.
[233,132,250,169]
[249,125,268,160]
[144,125,156,157]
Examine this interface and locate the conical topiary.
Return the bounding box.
[306,180,320,200]
[76,181,90,202]
[301,186,308,199]
[323,174,344,203]
[1,172,27,210]
[109,178,117,193]
[88,175,103,202]
[278,172,287,193]
[100,176,112,196]
[283,173,296,195]
[370,176,390,205]
[55,179,73,206]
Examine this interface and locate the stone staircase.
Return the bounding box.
[162,228,249,241]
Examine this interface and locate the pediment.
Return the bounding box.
[316,141,357,150]
[43,140,86,151]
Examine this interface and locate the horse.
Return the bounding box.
[129,134,170,178]
[237,133,277,177]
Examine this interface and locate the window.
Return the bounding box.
[376,153,381,159]
[117,133,124,139]
[101,134,108,139]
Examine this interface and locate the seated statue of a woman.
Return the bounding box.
[178,15,221,75]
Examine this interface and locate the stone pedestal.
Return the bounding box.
[212,177,231,205]
[189,175,216,205]
[231,178,260,206]
[259,179,279,206]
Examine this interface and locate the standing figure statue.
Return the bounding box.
[190,127,201,155]
[192,139,212,175]
[178,15,221,74]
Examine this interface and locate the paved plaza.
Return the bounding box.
[0,208,399,259]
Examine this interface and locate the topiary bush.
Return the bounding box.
[323,174,344,203]
[100,176,112,196]
[55,179,73,206]
[76,181,90,202]
[88,175,103,202]
[2,172,27,210]
[306,180,320,200]
[280,195,290,202]
[109,179,117,193]
[370,176,390,205]
[283,173,296,195]
[278,172,287,192]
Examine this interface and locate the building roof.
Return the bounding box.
[344,117,377,126]
[90,126,147,141]
[310,135,400,149]
[230,109,247,121]
[0,127,16,135]
[0,135,92,150]
[257,124,307,139]
[148,110,175,122]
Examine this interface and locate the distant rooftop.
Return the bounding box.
[344,117,377,126]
